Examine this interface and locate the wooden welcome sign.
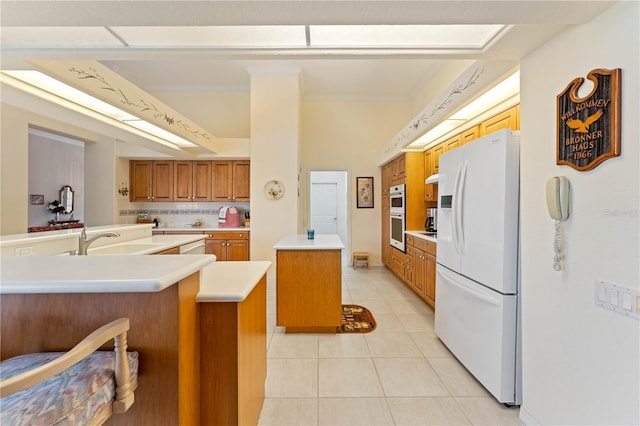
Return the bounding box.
[557,68,621,171]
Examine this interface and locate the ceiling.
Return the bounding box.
[0,1,616,138]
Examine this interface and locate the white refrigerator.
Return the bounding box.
[434,128,521,405]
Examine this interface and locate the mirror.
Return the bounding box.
[60,185,74,214]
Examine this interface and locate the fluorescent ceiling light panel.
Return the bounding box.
[110,26,307,47]
[450,71,520,120]
[310,25,504,48]
[0,27,123,47]
[3,70,196,147]
[406,119,466,148]
[406,70,520,149]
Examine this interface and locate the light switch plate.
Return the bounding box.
[594,280,640,320]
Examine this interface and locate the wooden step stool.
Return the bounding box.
[352,252,370,269]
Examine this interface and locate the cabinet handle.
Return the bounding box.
[228,197,232,200]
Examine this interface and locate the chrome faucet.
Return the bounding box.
[78,228,120,255]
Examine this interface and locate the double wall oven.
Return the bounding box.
[389,184,405,252]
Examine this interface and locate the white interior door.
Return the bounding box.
[310,182,338,234]
[309,170,349,265]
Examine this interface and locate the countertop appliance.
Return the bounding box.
[389,184,406,252]
[218,206,241,228]
[425,208,437,232]
[434,128,521,405]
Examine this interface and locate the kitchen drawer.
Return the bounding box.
[405,245,415,258]
[413,238,436,255]
[405,235,415,247]
[205,231,249,240]
[391,249,413,267]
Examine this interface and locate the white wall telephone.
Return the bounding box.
[546,176,570,221]
[546,176,571,271]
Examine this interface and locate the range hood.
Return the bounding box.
[425,174,439,184]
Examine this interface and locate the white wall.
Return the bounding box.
[28,132,85,226]
[250,72,301,276]
[519,2,639,424]
[0,102,101,235]
[301,100,410,265]
[152,90,250,138]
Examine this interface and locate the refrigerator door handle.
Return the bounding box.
[437,266,501,307]
[458,161,468,254]
[452,163,463,253]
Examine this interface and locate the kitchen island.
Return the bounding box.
[0,255,271,426]
[274,234,344,333]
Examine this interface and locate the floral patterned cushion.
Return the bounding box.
[0,351,138,426]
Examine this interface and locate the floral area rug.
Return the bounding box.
[337,304,376,333]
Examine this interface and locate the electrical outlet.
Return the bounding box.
[594,280,640,320]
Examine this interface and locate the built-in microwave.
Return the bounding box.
[390,184,405,215]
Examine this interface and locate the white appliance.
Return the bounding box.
[179,239,205,255]
[389,184,406,251]
[434,128,521,405]
[389,184,405,214]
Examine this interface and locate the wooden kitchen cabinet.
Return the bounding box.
[381,196,390,265]
[129,160,174,202]
[174,161,212,202]
[390,245,414,285]
[276,248,342,333]
[410,237,437,309]
[445,134,461,152]
[212,161,250,202]
[382,162,393,196]
[200,273,266,426]
[479,105,519,136]
[460,125,479,145]
[389,155,406,186]
[424,149,437,204]
[432,144,445,174]
[205,231,250,261]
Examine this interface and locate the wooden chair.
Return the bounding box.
[0,318,138,425]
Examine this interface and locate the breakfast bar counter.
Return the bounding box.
[274,234,344,333]
[0,256,271,426]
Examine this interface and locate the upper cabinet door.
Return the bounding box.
[173,161,193,201]
[232,161,250,201]
[130,160,152,202]
[212,160,250,202]
[152,161,174,201]
[192,161,212,201]
[212,161,233,201]
[479,105,519,136]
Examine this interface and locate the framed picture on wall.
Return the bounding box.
[356,177,374,208]
[30,194,44,205]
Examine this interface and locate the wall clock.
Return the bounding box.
[264,180,285,200]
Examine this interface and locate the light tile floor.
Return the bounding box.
[259,265,523,426]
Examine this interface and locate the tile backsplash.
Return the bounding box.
[118,201,250,228]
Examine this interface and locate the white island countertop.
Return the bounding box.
[0,254,216,294]
[87,234,205,255]
[273,234,344,250]
[197,261,271,302]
